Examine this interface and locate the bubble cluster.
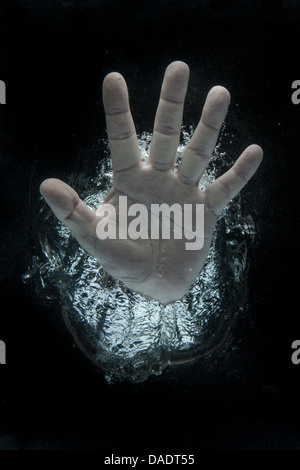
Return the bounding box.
[24,126,256,383]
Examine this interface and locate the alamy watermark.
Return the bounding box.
[0,340,6,365]
[291,340,300,365]
[291,80,300,104]
[0,80,6,104]
[96,196,205,250]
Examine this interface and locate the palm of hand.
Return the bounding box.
[92,165,216,304]
[40,61,262,304]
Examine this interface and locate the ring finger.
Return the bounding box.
[177,86,230,185]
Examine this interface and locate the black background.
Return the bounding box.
[0,0,300,458]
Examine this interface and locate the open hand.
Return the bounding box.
[40,61,263,304]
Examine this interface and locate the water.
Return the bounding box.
[23,125,256,383]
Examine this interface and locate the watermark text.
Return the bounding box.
[0,340,6,364]
[0,80,6,104]
[104,454,195,466]
[291,340,300,364]
[96,196,205,250]
[291,80,300,104]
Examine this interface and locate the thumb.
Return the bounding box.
[40,178,97,241]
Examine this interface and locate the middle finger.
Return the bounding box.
[148,61,190,171]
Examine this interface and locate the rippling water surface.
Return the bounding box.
[24,126,256,383]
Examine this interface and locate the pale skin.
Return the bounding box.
[40,61,263,304]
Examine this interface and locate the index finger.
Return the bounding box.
[103,72,141,172]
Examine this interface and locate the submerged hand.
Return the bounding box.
[40,61,263,304]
